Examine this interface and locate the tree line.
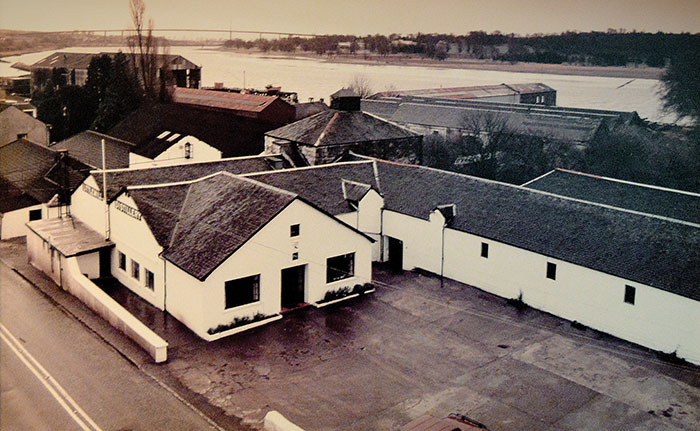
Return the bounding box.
[223,31,699,66]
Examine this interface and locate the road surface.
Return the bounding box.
[0,260,220,431]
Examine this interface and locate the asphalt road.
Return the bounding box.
[0,261,220,431]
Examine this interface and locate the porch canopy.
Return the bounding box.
[26,217,113,257]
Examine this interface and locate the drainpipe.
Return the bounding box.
[161,256,167,313]
[379,207,385,262]
[101,139,111,240]
[440,222,446,289]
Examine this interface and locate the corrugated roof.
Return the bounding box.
[26,217,113,257]
[172,87,283,113]
[131,173,296,280]
[52,131,132,170]
[265,110,417,147]
[92,155,283,202]
[523,168,700,224]
[372,83,555,100]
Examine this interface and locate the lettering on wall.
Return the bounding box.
[82,183,103,200]
[114,200,142,221]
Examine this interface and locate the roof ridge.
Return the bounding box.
[90,154,278,175]
[315,111,339,146]
[520,169,556,186]
[126,171,226,190]
[218,171,298,198]
[554,168,700,197]
[85,130,136,147]
[168,181,195,249]
[241,160,374,177]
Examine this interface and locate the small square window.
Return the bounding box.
[118,252,126,271]
[145,269,155,290]
[546,262,556,280]
[292,252,299,260]
[131,259,140,280]
[29,208,42,221]
[481,242,489,258]
[290,224,300,237]
[624,285,636,305]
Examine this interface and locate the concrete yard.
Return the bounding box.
[160,266,700,431]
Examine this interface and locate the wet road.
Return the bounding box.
[0,261,220,431]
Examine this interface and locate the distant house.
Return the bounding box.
[108,102,286,167]
[264,89,422,166]
[361,96,644,148]
[29,51,201,94]
[1,89,36,116]
[51,130,134,170]
[0,138,89,239]
[371,83,557,105]
[0,105,48,147]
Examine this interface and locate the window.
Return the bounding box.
[131,259,140,280]
[29,209,42,221]
[184,142,192,159]
[327,253,354,283]
[145,269,155,290]
[290,224,300,237]
[292,252,299,260]
[546,262,556,280]
[481,242,489,258]
[118,252,126,271]
[225,274,260,309]
[624,285,636,305]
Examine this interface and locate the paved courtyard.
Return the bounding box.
[159,266,700,431]
[1,238,698,431]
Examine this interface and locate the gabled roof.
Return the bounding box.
[248,158,699,301]
[331,88,359,98]
[52,130,133,170]
[108,102,276,158]
[129,173,295,280]
[371,83,555,100]
[172,87,286,113]
[90,155,285,202]
[265,110,417,147]
[246,161,380,215]
[30,52,198,70]
[0,138,89,204]
[0,176,40,213]
[523,169,700,224]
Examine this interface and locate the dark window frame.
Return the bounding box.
[290,224,300,237]
[131,259,140,281]
[546,262,557,280]
[481,242,489,258]
[29,208,42,221]
[624,285,636,305]
[118,252,126,271]
[225,274,260,309]
[145,269,155,290]
[326,252,355,283]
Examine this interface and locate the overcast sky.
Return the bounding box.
[1,0,699,35]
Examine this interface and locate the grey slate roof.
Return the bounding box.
[246,162,379,215]
[52,131,132,170]
[0,138,89,205]
[265,110,417,147]
[31,52,198,71]
[91,155,284,202]
[108,102,277,158]
[523,169,700,225]
[130,173,296,280]
[248,159,699,302]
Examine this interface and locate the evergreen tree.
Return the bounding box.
[92,52,142,132]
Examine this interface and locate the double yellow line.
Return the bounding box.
[0,323,104,431]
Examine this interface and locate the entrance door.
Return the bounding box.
[99,248,111,278]
[388,237,403,272]
[281,264,306,309]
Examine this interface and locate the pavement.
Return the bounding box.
[2,237,699,431]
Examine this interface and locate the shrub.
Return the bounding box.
[207,312,271,335]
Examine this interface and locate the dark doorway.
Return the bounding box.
[281,264,306,309]
[99,248,112,278]
[388,236,403,272]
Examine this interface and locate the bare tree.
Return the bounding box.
[347,75,374,98]
[128,0,169,100]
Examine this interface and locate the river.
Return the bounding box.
[1,46,676,124]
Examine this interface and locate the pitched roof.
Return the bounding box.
[0,176,40,213]
[364,99,606,143]
[30,52,198,70]
[130,173,296,280]
[294,101,329,121]
[108,102,276,158]
[0,138,89,204]
[91,155,284,202]
[248,159,699,301]
[52,131,132,170]
[172,87,284,113]
[265,110,417,147]
[373,160,700,301]
[331,88,359,98]
[371,83,555,100]
[246,161,379,215]
[523,169,700,224]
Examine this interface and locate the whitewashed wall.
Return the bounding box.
[70,176,108,235]
[335,189,384,261]
[379,208,700,365]
[0,204,43,239]
[128,136,222,168]
[109,193,165,310]
[169,199,373,339]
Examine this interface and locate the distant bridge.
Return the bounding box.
[18,29,323,39]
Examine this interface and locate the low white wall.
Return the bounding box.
[62,257,168,363]
[1,204,43,239]
[263,411,306,431]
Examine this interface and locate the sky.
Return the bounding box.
[1,0,699,36]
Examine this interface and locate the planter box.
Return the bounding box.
[313,289,375,309]
[204,314,283,341]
